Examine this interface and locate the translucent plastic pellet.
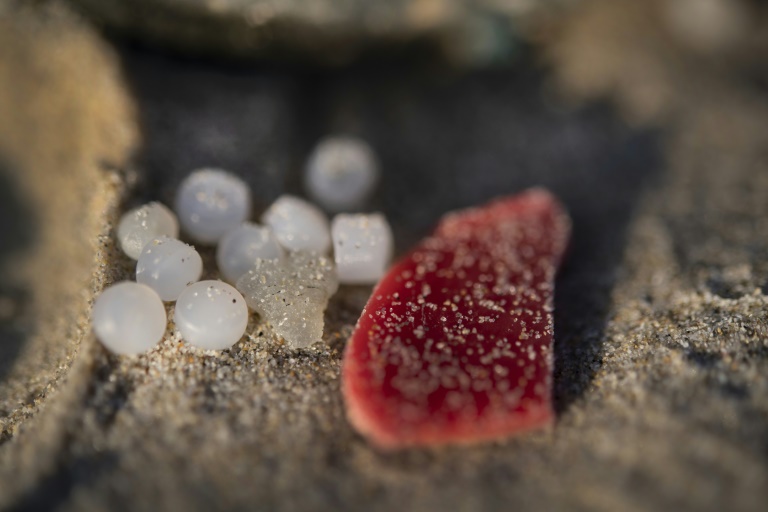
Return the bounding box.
[92,282,167,355]
[289,250,339,296]
[216,223,284,283]
[136,237,203,301]
[236,252,338,349]
[331,213,393,284]
[174,281,249,350]
[117,202,179,260]
[175,169,251,244]
[304,136,379,212]
[261,195,331,254]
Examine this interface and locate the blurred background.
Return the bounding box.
[1,0,768,510]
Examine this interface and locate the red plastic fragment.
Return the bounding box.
[342,189,571,448]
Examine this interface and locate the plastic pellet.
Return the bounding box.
[331,213,393,285]
[216,223,284,283]
[261,195,331,254]
[305,136,379,212]
[175,169,251,244]
[174,280,249,350]
[117,202,179,260]
[92,282,167,355]
[136,237,203,301]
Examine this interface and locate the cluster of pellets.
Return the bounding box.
[92,136,393,355]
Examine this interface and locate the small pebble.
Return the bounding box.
[92,282,167,355]
[332,213,393,284]
[216,223,284,283]
[261,195,331,253]
[136,237,203,301]
[305,136,379,212]
[117,202,179,260]
[174,280,248,350]
[175,169,251,244]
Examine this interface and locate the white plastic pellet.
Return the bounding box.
[136,237,203,301]
[92,282,167,355]
[331,213,393,284]
[261,195,331,254]
[304,136,379,212]
[174,280,249,350]
[117,202,179,260]
[216,223,285,283]
[175,169,251,244]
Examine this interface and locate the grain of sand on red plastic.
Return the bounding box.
[342,189,571,449]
